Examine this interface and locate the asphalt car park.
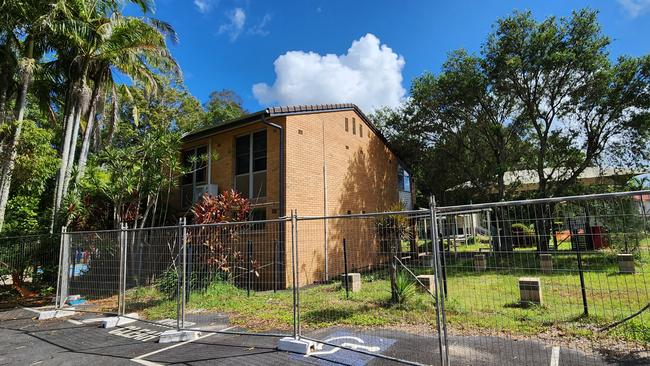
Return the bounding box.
[0,307,646,366]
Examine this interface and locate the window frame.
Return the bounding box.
[398,165,411,192]
[181,145,208,208]
[234,129,268,200]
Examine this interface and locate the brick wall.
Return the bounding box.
[177,110,402,288]
[284,110,400,286]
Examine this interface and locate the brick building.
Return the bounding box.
[176,104,414,287]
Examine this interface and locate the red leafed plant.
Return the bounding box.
[192,190,251,224]
[190,190,257,283]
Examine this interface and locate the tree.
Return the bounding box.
[203,89,246,128]
[485,9,650,198]
[0,0,54,232]
[49,0,180,227]
[373,51,530,204]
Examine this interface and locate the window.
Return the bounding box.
[345,118,349,132]
[352,118,356,135]
[181,146,208,208]
[250,207,267,230]
[235,130,267,199]
[359,125,363,138]
[398,165,411,192]
[251,208,266,221]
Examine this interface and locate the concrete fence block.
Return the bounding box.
[618,254,635,274]
[539,254,553,274]
[519,277,542,305]
[159,330,201,343]
[416,275,436,294]
[474,254,487,272]
[342,273,361,292]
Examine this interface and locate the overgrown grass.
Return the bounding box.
[131,249,649,345]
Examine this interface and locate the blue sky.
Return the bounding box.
[141,0,650,113]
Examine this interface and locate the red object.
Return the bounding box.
[590,226,608,249]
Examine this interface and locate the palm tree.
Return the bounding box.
[49,0,179,226]
[0,0,56,232]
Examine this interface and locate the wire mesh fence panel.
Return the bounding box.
[0,234,59,303]
[182,218,294,335]
[123,226,180,326]
[63,230,121,314]
[437,191,650,366]
[296,211,445,365]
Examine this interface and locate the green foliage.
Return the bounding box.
[511,223,535,236]
[10,120,59,196]
[394,272,417,306]
[156,267,180,299]
[204,89,246,127]
[1,121,58,235]
[375,203,412,252]
[376,9,650,204]
[3,196,40,234]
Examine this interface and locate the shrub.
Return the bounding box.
[511,223,536,247]
[156,267,180,299]
[155,267,199,299]
[394,272,416,305]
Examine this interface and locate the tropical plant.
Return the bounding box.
[375,203,412,304]
[394,271,417,306]
[190,191,255,284]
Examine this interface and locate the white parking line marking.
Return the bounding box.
[550,346,560,366]
[67,319,83,325]
[21,307,42,314]
[129,326,234,365]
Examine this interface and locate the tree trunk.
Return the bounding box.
[61,85,89,197]
[53,88,79,218]
[0,39,34,232]
[76,84,101,184]
[105,85,119,147]
[389,237,399,303]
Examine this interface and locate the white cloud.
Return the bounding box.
[252,33,406,112]
[219,8,246,41]
[248,13,272,36]
[618,0,650,17]
[194,0,218,14]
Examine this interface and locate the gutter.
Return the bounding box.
[261,113,285,220]
[261,114,287,287]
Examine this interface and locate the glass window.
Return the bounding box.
[345,118,349,132]
[234,131,267,199]
[398,165,411,192]
[235,136,250,175]
[352,118,356,135]
[252,131,267,172]
[235,175,249,198]
[359,125,363,138]
[252,171,267,198]
[251,208,266,221]
[250,208,267,230]
[181,146,209,208]
[181,151,193,185]
[195,146,207,184]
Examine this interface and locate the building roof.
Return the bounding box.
[182,103,410,169]
[451,167,647,192]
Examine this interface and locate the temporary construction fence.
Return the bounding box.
[51,190,649,365]
[0,233,59,301]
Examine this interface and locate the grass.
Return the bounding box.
[127,246,650,346]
